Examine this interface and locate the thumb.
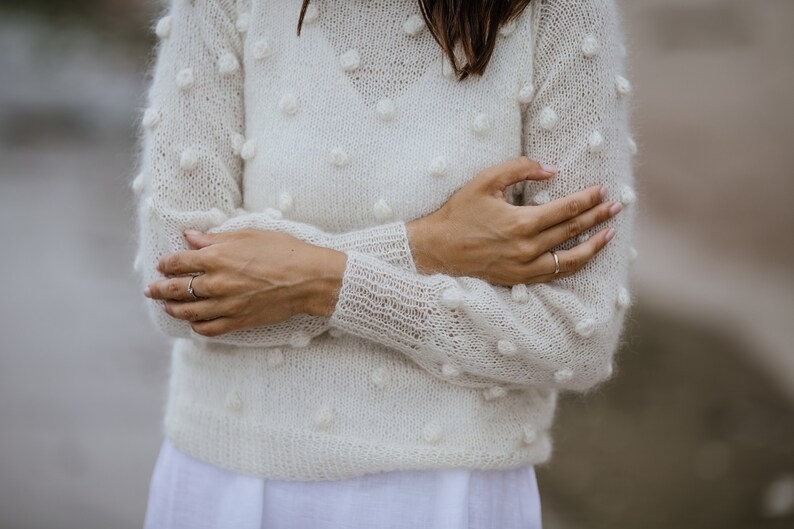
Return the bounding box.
[480,157,557,193]
[183,229,217,249]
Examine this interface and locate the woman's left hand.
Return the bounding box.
[144,228,348,337]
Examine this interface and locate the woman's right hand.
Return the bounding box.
[406,156,623,286]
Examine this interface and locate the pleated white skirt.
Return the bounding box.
[143,439,543,529]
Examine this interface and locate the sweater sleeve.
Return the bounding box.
[328,0,637,394]
[133,0,418,347]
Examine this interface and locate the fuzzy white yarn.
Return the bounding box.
[134,0,636,481]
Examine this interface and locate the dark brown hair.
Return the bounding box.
[296,0,533,81]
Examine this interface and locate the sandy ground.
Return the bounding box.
[0,0,792,528]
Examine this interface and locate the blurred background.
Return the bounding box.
[0,0,792,527]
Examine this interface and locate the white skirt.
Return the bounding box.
[143,439,543,529]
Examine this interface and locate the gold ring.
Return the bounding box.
[549,250,560,275]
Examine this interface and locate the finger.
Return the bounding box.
[157,249,206,275]
[474,156,557,194]
[519,228,615,280]
[163,299,232,322]
[191,317,237,337]
[533,200,622,251]
[147,274,207,301]
[184,229,226,249]
[529,184,607,232]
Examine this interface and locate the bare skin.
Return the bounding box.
[144,156,623,337]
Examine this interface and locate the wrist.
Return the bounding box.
[406,214,446,275]
[302,247,347,318]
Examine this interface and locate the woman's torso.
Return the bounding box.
[239,0,534,232]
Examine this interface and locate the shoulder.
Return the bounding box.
[533,0,624,42]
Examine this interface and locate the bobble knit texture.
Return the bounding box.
[134,0,637,481]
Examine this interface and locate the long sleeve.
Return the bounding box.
[328,0,637,394]
[132,0,419,347]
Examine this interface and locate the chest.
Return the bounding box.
[239,0,534,232]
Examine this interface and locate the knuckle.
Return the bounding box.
[165,254,181,271]
[566,198,583,218]
[565,219,582,238]
[167,281,182,297]
[514,239,537,260]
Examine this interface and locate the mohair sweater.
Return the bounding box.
[133,0,638,481]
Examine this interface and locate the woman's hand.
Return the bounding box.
[406,156,623,286]
[143,229,347,336]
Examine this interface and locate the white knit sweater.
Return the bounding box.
[133,0,638,481]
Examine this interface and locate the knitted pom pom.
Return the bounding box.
[279,93,298,115]
[403,14,426,36]
[532,190,551,205]
[497,339,518,356]
[225,391,244,412]
[588,130,604,153]
[219,52,240,75]
[231,133,245,155]
[142,107,161,130]
[427,156,447,177]
[553,368,574,383]
[313,406,336,430]
[266,347,284,368]
[252,38,273,60]
[578,232,591,244]
[538,107,558,130]
[339,48,361,71]
[483,385,507,400]
[236,13,250,33]
[499,20,517,37]
[262,207,283,220]
[176,68,194,90]
[581,34,600,57]
[575,318,596,338]
[241,139,257,161]
[615,75,632,96]
[616,286,632,309]
[441,363,461,377]
[144,196,157,219]
[372,198,393,221]
[328,147,349,167]
[370,367,389,388]
[471,112,491,135]
[422,420,443,444]
[303,3,319,24]
[376,98,395,121]
[131,173,146,195]
[517,83,535,104]
[155,15,172,39]
[620,185,637,205]
[289,330,311,348]
[440,286,465,309]
[207,207,229,225]
[511,284,529,303]
[180,148,198,170]
[277,191,294,212]
[521,423,538,444]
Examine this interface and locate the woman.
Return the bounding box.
[135,0,636,527]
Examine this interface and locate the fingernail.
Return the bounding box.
[540,164,558,175]
[144,286,151,297]
[605,228,616,242]
[609,202,623,216]
[600,185,608,200]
